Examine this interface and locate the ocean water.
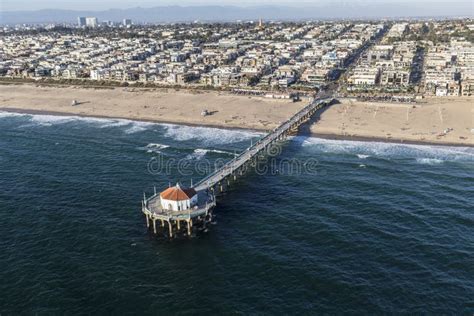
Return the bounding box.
[0,112,473,314]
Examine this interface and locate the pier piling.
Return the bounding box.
[141,98,333,238]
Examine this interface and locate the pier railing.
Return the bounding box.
[141,96,333,237]
[193,97,333,191]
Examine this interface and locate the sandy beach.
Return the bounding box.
[312,98,473,146]
[0,84,473,146]
[0,84,303,132]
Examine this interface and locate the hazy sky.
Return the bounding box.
[1,0,464,11]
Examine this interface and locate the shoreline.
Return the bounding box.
[0,107,266,134]
[0,83,305,132]
[0,84,472,148]
[1,107,472,148]
[310,132,473,148]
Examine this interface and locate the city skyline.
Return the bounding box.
[2,0,473,11]
[1,2,472,25]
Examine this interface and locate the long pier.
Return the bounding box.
[194,96,334,191]
[142,96,334,237]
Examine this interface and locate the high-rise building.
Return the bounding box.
[123,19,132,26]
[85,17,99,28]
[77,17,86,27]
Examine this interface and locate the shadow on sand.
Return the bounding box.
[293,98,340,146]
[73,101,91,106]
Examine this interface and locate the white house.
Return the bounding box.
[160,183,198,211]
[435,85,448,96]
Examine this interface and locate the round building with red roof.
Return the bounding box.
[159,183,198,211]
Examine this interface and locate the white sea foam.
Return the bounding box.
[28,115,126,129]
[202,148,237,156]
[186,149,208,160]
[80,117,155,134]
[141,143,171,154]
[0,111,25,118]
[124,121,155,134]
[29,114,78,126]
[162,124,261,145]
[65,116,154,133]
[96,119,131,128]
[147,143,170,150]
[0,111,158,134]
[416,158,444,165]
[2,111,262,141]
[185,148,238,160]
[295,136,474,163]
[0,112,114,127]
[62,116,140,130]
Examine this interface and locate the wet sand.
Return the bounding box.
[1,84,472,146]
[0,84,302,132]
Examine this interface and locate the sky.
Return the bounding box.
[1,0,465,11]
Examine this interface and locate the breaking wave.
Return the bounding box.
[0,111,25,118]
[123,121,155,134]
[416,158,444,165]
[184,148,237,160]
[200,148,237,156]
[162,124,261,145]
[0,111,156,134]
[140,143,171,154]
[96,119,131,128]
[294,136,474,163]
[1,111,264,141]
[29,115,77,126]
[185,149,208,160]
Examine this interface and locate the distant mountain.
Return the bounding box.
[1,3,472,24]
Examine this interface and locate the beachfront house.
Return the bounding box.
[348,67,380,85]
[380,69,410,86]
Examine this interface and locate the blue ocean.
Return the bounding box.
[0,112,473,314]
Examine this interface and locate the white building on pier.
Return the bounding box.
[159,183,198,211]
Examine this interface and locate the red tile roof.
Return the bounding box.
[160,185,196,201]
